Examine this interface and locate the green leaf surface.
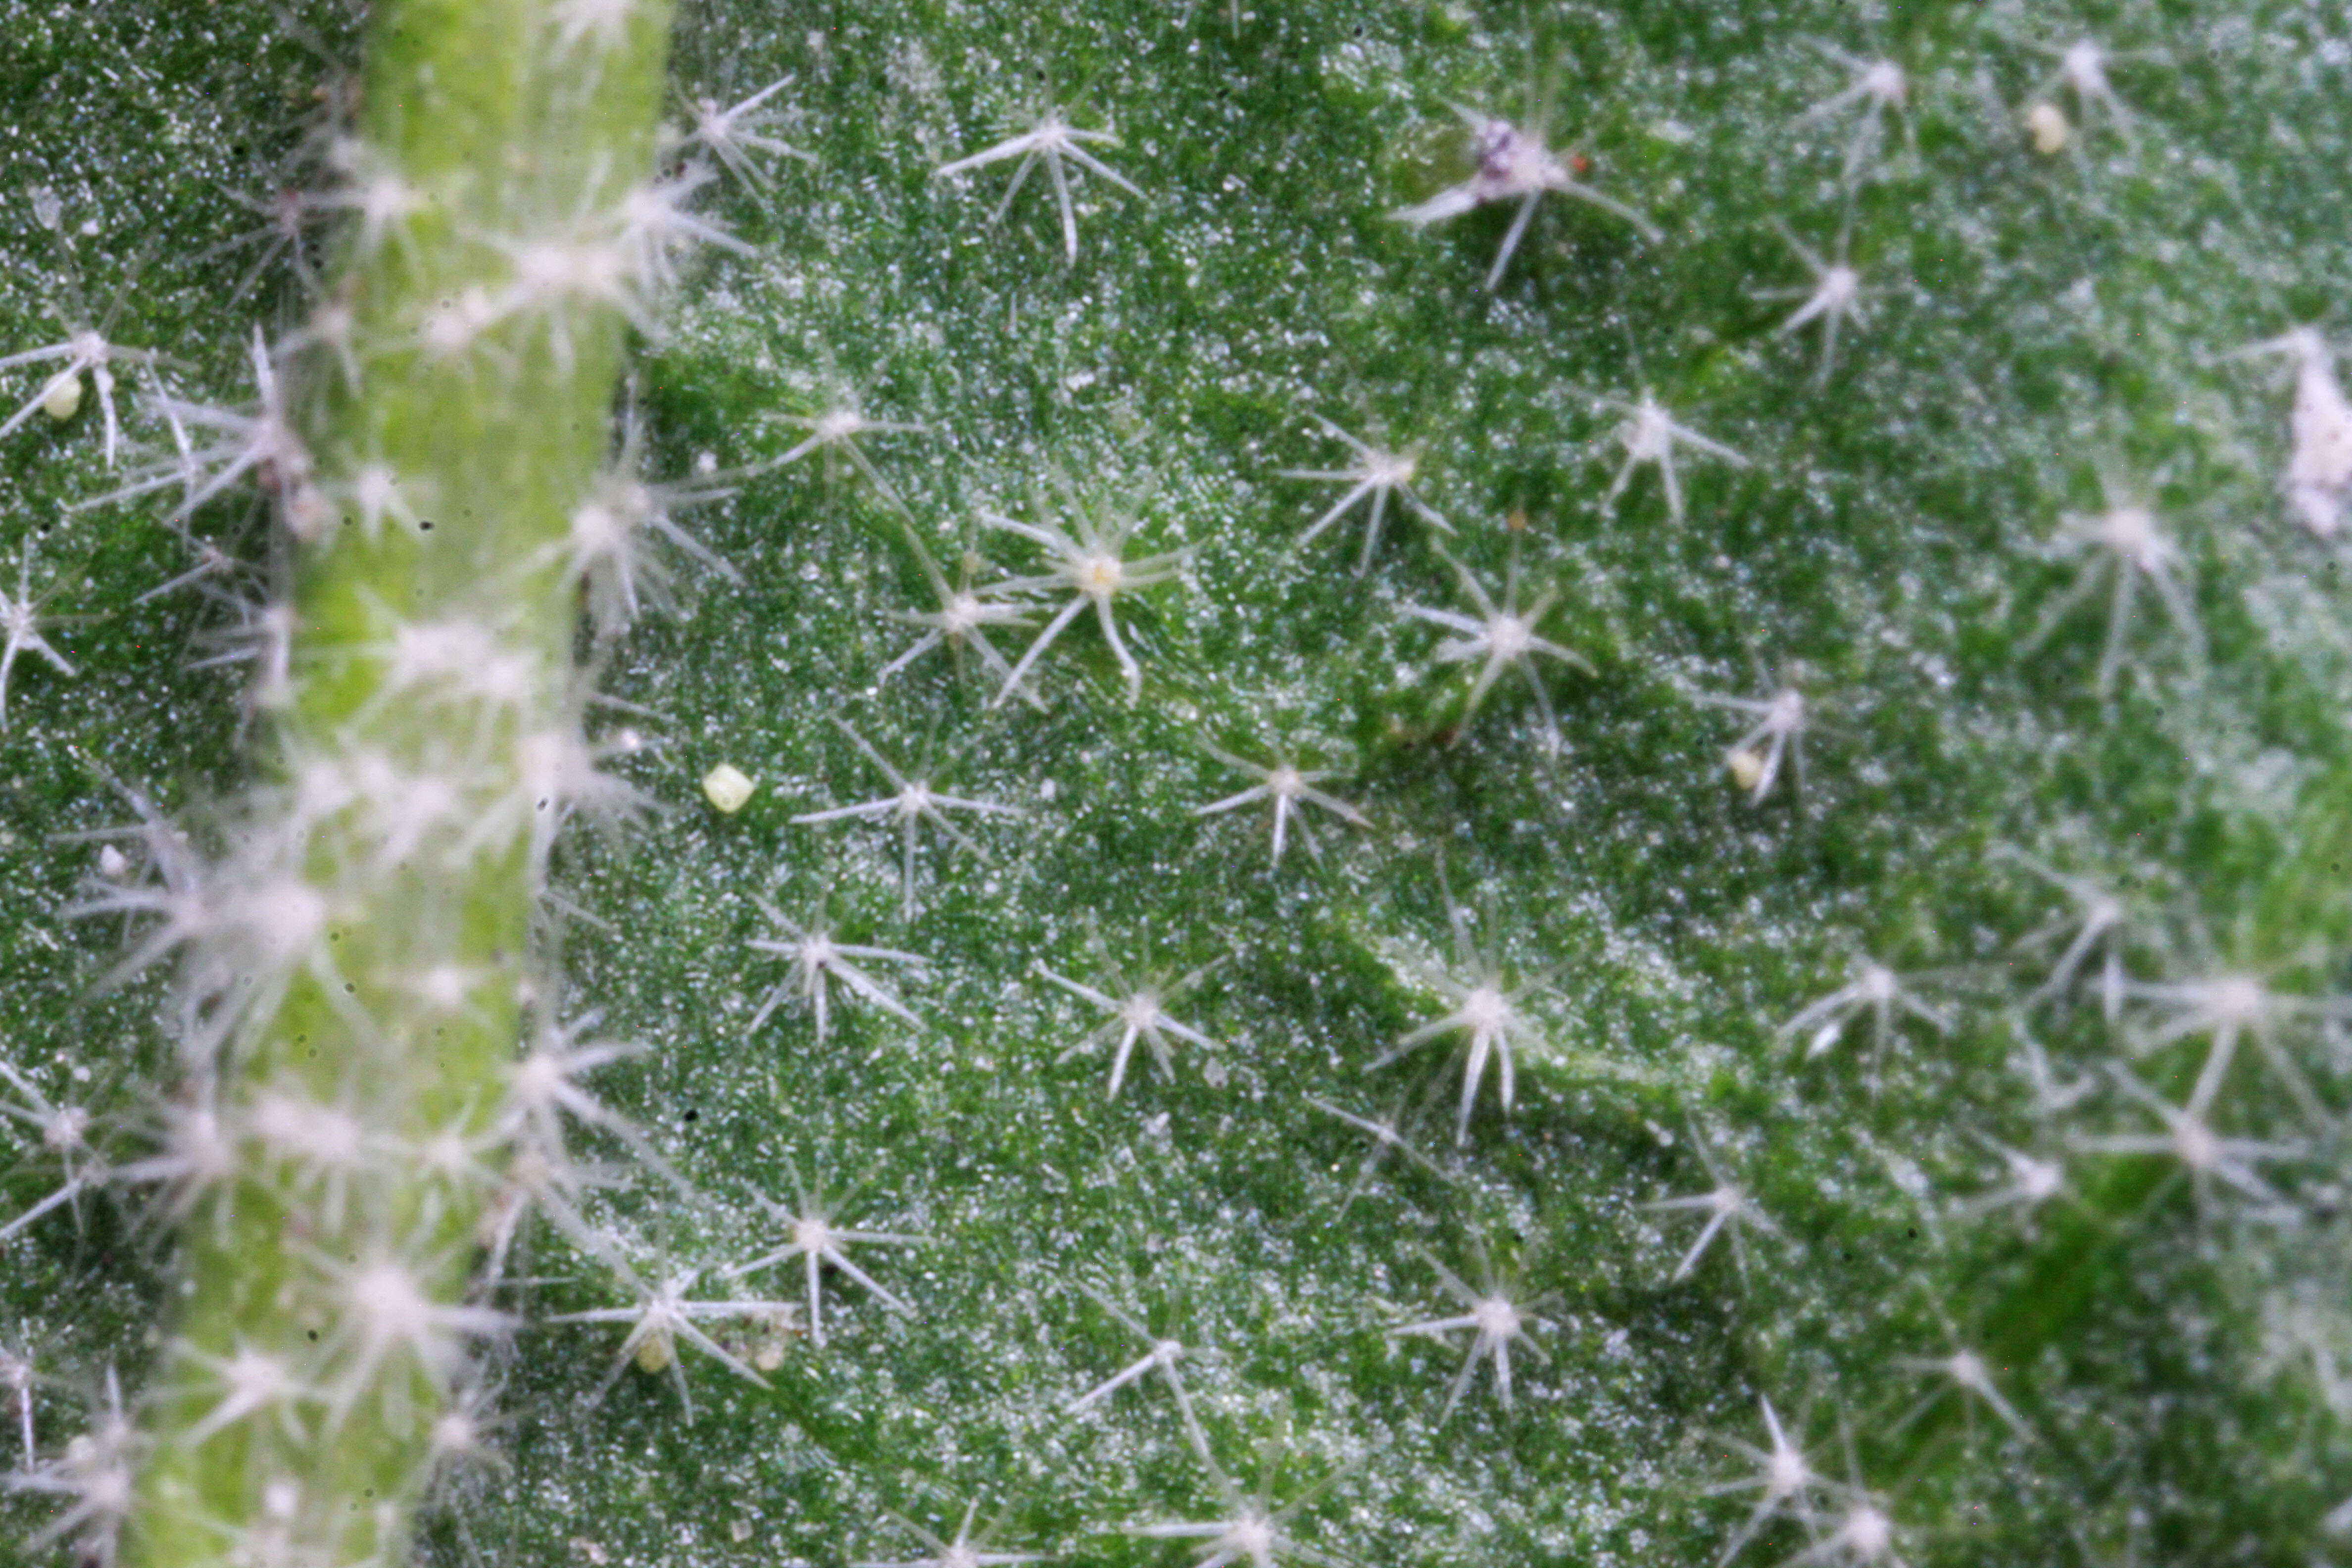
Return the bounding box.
[3,0,2351,1565]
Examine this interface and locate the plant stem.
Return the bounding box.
[125,2,672,1562]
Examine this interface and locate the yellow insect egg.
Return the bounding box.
[701,762,755,813]
[41,370,83,422]
[2025,101,2070,155]
[1726,747,1766,794]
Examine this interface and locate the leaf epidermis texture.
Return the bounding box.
[7,0,2352,1565]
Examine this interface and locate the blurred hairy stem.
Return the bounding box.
[124,1,673,1563]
